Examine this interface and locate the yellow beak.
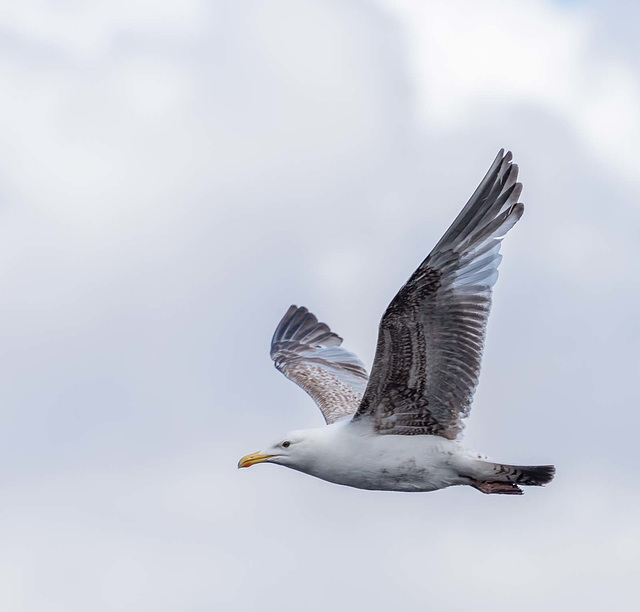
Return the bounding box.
[237,451,275,468]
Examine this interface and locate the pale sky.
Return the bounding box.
[0,1,638,610]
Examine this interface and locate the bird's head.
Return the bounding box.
[237,429,320,471]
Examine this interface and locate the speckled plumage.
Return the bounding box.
[270,305,368,424]
[240,150,555,495]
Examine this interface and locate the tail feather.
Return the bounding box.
[470,462,555,495]
[494,463,555,486]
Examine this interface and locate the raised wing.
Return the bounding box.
[352,150,523,439]
[271,305,369,424]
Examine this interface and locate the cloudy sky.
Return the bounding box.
[0,0,638,610]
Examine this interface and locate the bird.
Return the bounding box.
[238,150,555,495]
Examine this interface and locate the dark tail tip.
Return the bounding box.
[519,465,555,486]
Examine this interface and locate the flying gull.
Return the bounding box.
[239,150,555,495]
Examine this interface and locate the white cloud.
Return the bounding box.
[0,0,208,59]
[380,0,640,182]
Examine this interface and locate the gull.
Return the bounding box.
[238,150,555,494]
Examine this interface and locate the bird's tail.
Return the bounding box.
[469,461,555,495]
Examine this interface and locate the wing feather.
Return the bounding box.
[271,306,368,424]
[352,150,523,439]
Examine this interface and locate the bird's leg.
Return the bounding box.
[470,480,523,495]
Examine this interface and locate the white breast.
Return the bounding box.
[297,420,471,492]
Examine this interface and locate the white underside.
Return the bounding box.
[283,419,485,492]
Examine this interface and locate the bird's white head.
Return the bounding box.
[238,428,324,472]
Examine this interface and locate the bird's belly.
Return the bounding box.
[306,438,465,492]
[338,459,457,492]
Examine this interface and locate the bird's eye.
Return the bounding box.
[282,441,291,448]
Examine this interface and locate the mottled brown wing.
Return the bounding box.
[271,306,369,424]
[352,150,524,439]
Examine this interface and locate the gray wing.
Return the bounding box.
[352,150,523,439]
[271,305,369,424]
